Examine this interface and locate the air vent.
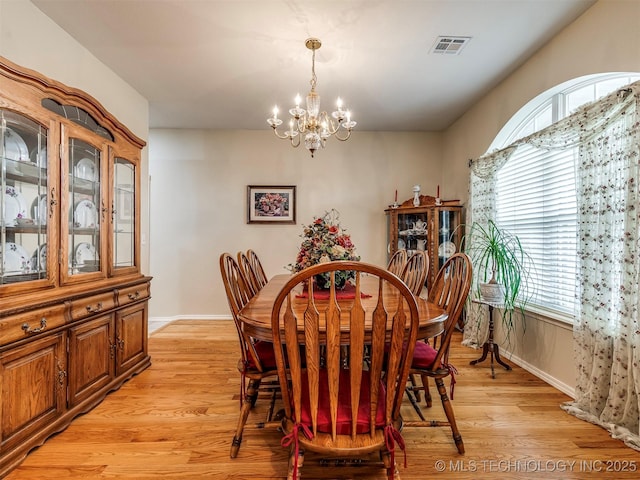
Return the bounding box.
[431,36,471,55]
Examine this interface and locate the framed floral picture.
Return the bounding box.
[247,185,296,224]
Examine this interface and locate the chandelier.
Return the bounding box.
[267,38,356,158]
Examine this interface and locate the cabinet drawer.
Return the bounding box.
[0,304,66,347]
[117,283,150,307]
[70,291,116,321]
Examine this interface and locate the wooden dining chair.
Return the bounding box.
[387,248,408,277]
[400,250,429,297]
[247,249,268,290]
[219,253,279,458]
[237,251,260,297]
[404,253,472,454]
[271,260,420,480]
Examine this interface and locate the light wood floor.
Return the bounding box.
[6,320,640,479]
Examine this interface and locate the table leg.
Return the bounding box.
[469,342,489,365]
[469,305,511,378]
[492,342,512,371]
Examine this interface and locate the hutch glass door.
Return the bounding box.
[113,157,135,270]
[67,137,101,277]
[1,110,49,285]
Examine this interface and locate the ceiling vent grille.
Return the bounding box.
[431,36,471,55]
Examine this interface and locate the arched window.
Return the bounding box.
[491,73,640,320]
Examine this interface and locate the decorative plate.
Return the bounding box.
[3,127,28,162]
[74,199,98,228]
[30,243,47,272]
[30,146,48,168]
[74,157,97,181]
[438,241,456,258]
[3,186,28,226]
[1,242,30,275]
[75,242,98,266]
[398,238,406,250]
[30,194,48,226]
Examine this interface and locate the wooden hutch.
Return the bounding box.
[0,56,151,476]
[385,195,464,290]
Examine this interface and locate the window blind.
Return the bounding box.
[489,74,640,320]
[495,144,577,315]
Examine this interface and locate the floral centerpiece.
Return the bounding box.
[290,209,360,289]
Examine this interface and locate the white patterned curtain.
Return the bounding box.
[561,87,640,449]
[462,146,516,348]
[465,81,640,449]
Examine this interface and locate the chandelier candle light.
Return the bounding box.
[267,38,356,158]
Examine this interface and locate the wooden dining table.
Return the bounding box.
[239,273,448,343]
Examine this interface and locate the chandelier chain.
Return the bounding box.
[310,47,317,91]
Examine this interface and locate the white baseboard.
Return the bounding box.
[503,351,575,399]
[148,315,232,334]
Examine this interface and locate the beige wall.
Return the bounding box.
[0,0,151,274]
[442,0,640,394]
[148,129,442,319]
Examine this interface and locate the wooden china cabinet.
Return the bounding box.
[0,56,151,476]
[385,195,463,290]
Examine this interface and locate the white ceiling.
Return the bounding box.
[33,0,596,132]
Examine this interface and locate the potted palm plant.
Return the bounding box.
[459,220,534,334]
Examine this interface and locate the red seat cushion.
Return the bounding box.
[411,341,458,399]
[299,369,386,435]
[246,340,277,370]
[411,341,438,369]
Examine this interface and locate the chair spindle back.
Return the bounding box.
[401,250,429,296]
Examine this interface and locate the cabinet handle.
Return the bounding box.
[117,337,125,351]
[49,187,57,217]
[127,291,140,301]
[56,360,67,389]
[109,340,116,358]
[86,302,103,313]
[101,200,108,222]
[22,317,47,334]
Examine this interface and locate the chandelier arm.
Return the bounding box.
[334,130,353,142]
[272,128,293,140]
[290,134,301,148]
[321,117,341,136]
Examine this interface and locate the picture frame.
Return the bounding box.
[247,185,296,224]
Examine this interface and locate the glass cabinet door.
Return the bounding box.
[397,210,429,255]
[1,110,51,287]
[112,157,136,272]
[64,134,104,280]
[436,208,458,267]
